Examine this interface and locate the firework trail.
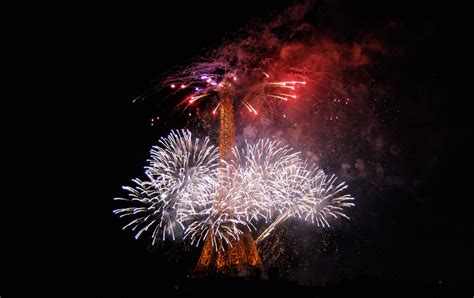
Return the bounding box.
[114,130,354,251]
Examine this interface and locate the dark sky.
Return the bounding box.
[7,0,472,295]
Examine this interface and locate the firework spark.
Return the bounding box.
[114,130,220,244]
[157,20,313,119]
[163,67,306,116]
[115,130,354,250]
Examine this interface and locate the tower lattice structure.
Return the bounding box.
[194,86,264,277]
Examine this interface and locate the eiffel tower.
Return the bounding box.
[194,84,264,277]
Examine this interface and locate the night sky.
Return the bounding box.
[7,0,472,296]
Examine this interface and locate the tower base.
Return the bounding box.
[194,232,265,278]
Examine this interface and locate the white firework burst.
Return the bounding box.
[114,130,219,245]
[114,130,355,250]
[230,139,301,222]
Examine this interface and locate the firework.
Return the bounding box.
[114,130,220,244]
[114,130,354,250]
[255,163,354,244]
[182,163,254,250]
[157,25,311,119]
[164,69,306,116]
[229,139,302,222]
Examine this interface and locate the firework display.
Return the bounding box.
[164,69,306,118]
[114,130,354,251]
[114,3,364,277]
